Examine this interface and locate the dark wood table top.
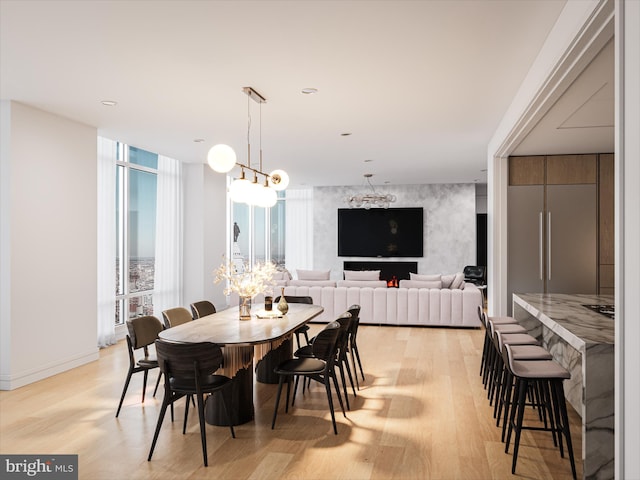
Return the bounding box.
[158,303,324,346]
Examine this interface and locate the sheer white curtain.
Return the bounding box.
[285,188,314,272]
[97,137,117,348]
[153,155,183,317]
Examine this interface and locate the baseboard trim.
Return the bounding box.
[0,349,99,390]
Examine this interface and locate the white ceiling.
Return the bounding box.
[1,0,612,188]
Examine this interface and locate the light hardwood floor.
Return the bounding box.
[0,325,582,479]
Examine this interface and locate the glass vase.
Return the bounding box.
[239,296,252,320]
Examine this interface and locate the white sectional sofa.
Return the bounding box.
[280,283,482,328]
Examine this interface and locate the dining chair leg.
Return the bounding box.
[116,368,134,417]
[183,395,191,434]
[271,376,286,429]
[153,371,162,397]
[142,370,149,404]
[336,362,351,411]
[353,342,365,381]
[148,394,171,461]
[323,375,338,435]
[196,391,208,467]
[217,389,236,438]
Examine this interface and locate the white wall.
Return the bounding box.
[312,183,476,278]
[182,163,228,310]
[0,101,98,390]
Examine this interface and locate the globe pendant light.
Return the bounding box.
[207,87,288,207]
[207,144,237,173]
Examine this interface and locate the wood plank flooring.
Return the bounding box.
[0,325,582,479]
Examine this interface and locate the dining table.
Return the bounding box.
[158,302,324,426]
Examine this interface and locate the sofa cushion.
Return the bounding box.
[410,273,442,282]
[399,279,443,289]
[337,280,387,288]
[289,279,336,287]
[441,274,455,289]
[296,269,331,281]
[450,272,466,289]
[344,270,380,281]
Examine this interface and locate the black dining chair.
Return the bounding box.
[148,339,235,467]
[294,311,356,409]
[271,321,345,434]
[116,315,164,417]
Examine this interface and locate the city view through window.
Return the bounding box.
[113,146,286,325]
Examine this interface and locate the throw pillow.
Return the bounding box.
[399,280,443,289]
[296,269,331,281]
[450,272,466,289]
[410,273,442,282]
[441,274,455,289]
[337,280,387,288]
[344,270,381,281]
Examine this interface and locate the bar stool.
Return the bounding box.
[494,333,551,432]
[485,320,528,395]
[503,344,577,480]
[488,328,539,407]
[478,306,518,379]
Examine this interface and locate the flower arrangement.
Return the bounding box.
[214,257,277,298]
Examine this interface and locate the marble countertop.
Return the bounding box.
[513,293,615,350]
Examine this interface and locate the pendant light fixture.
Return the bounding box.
[207,87,289,207]
[344,174,396,209]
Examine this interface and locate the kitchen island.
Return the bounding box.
[512,293,614,480]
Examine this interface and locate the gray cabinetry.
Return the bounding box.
[507,155,598,313]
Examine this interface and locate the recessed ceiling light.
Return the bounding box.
[481,169,487,172]
[193,138,205,143]
[341,132,352,136]
[364,159,373,163]
[301,88,318,94]
[101,100,117,106]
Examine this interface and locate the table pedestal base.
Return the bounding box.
[205,366,254,426]
[256,337,293,384]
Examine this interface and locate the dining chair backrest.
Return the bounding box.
[311,321,341,362]
[190,300,216,319]
[127,315,163,351]
[155,339,224,381]
[345,304,361,335]
[334,311,352,351]
[274,295,313,304]
[162,307,193,329]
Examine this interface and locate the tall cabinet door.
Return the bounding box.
[546,184,597,293]
[507,185,544,313]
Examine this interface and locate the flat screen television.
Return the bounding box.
[337,208,423,257]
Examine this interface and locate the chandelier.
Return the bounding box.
[206,87,289,208]
[344,174,397,209]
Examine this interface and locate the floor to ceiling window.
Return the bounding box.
[230,189,286,269]
[115,144,158,324]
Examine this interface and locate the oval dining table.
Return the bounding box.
[158,302,324,426]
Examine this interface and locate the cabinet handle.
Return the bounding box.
[547,211,552,281]
[539,212,543,281]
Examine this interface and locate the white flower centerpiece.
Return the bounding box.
[214,258,277,320]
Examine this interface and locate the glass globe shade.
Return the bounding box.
[245,180,264,206]
[261,186,278,208]
[229,178,251,203]
[207,144,237,173]
[269,169,289,191]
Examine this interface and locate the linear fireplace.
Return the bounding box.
[343,261,418,286]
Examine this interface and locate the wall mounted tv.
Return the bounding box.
[337,207,424,257]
